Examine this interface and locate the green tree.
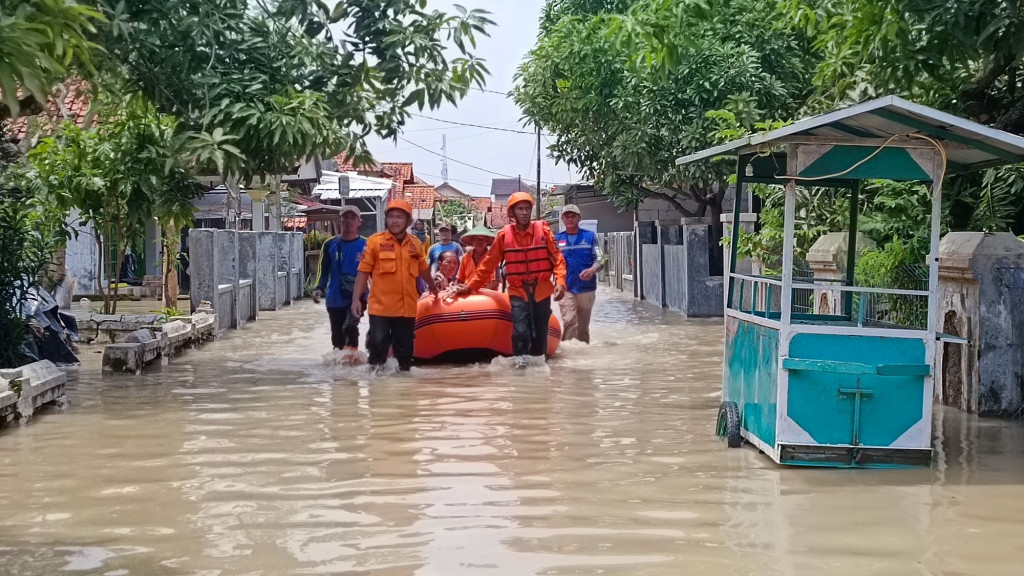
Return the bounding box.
[437,198,472,229]
[515,0,815,239]
[29,94,203,314]
[781,0,1024,237]
[94,0,493,226]
[0,157,68,367]
[0,0,102,120]
[785,0,1024,131]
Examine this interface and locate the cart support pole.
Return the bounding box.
[926,154,942,336]
[844,181,860,317]
[779,179,797,330]
[727,159,746,310]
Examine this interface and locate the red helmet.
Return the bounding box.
[506,191,535,216]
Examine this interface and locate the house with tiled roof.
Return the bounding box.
[486,204,510,228]
[380,162,415,200]
[404,184,441,221]
[435,182,472,201]
[490,177,535,207]
[4,80,91,143]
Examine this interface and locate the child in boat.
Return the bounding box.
[351,199,438,371]
[456,225,500,290]
[312,205,366,359]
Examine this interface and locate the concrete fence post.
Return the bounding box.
[291,231,305,300]
[238,231,258,324]
[188,229,217,315]
[214,230,238,329]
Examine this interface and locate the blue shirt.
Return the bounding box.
[315,236,367,308]
[428,241,465,270]
[555,228,601,294]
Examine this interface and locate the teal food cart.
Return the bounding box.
[676,97,1024,467]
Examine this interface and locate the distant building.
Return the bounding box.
[489,177,536,207]
[435,182,472,201]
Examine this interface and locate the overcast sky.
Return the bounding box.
[362,0,580,197]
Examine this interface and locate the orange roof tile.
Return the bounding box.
[381,162,414,184]
[6,80,91,141]
[333,153,380,173]
[471,197,493,211]
[405,184,439,210]
[487,203,510,228]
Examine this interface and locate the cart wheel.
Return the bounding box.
[717,401,742,448]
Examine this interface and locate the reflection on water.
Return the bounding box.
[1,288,1024,575]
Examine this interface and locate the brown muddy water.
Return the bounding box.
[1,288,1023,575]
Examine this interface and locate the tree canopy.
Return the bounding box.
[0,0,102,120]
[515,0,816,222]
[787,0,1024,132]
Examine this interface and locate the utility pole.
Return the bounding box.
[441,133,449,183]
[535,123,542,220]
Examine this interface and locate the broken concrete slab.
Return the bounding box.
[0,376,15,424]
[102,343,145,373]
[125,328,156,344]
[100,311,217,374]
[186,312,217,341]
[102,330,163,373]
[0,361,68,423]
[76,313,170,343]
[14,360,67,421]
[160,320,192,356]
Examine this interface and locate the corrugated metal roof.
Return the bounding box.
[314,172,391,199]
[676,96,1024,174]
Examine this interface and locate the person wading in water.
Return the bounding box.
[457,192,566,365]
[312,205,367,363]
[555,204,603,343]
[351,199,438,372]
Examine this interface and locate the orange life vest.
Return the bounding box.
[501,221,554,289]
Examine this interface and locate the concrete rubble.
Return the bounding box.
[101,312,218,373]
[0,360,68,424]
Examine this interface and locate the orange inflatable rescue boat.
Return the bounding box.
[413,289,561,362]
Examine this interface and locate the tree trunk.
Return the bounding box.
[163,223,180,311]
[111,245,126,315]
[95,233,109,314]
[225,176,241,231]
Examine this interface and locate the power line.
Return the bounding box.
[399,136,515,178]
[398,136,565,185]
[417,172,493,188]
[411,114,552,136]
[475,87,511,95]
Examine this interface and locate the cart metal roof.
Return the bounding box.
[675,96,1024,174]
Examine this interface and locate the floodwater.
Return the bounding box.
[1,288,1023,576]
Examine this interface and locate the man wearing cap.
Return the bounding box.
[313,205,367,358]
[457,225,500,290]
[458,192,567,360]
[555,204,603,344]
[427,222,465,273]
[352,199,438,371]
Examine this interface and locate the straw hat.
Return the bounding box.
[460,224,497,247]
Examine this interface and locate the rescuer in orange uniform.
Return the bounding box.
[457,192,567,358]
[352,199,438,371]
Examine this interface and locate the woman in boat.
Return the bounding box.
[433,251,460,291]
[456,225,500,291]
